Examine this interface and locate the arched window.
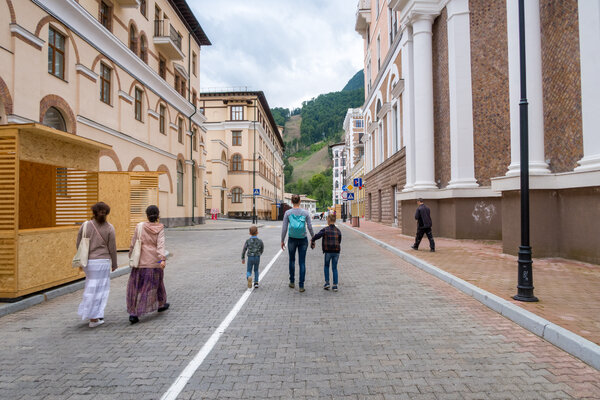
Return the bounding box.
[42,107,67,132]
[129,25,137,55]
[231,154,242,171]
[221,151,227,162]
[140,35,148,63]
[177,160,184,206]
[232,187,242,203]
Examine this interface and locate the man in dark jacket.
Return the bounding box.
[411,198,435,252]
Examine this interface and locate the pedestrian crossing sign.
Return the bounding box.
[253,188,260,196]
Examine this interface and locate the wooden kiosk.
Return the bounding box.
[0,124,111,300]
[98,172,161,250]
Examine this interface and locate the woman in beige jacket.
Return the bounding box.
[126,205,168,324]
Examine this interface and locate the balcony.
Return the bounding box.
[355,0,371,37]
[153,20,184,60]
[114,0,140,7]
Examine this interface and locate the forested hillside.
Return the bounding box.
[272,69,364,209]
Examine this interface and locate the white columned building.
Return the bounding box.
[505,0,550,176]
[576,0,600,172]
[411,14,437,189]
[401,26,416,191]
[446,0,478,188]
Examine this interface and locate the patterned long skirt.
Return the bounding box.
[78,259,111,320]
[126,267,167,317]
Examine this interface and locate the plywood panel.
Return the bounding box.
[129,173,159,237]
[0,130,18,295]
[19,131,99,171]
[99,173,130,250]
[13,227,84,297]
[18,161,55,229]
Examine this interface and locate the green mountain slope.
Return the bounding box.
[342,69,364,92]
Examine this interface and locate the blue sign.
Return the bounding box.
[342,185,348,192]
[346,193,355,200]
[253,188,260,196]
[353,178,363,187]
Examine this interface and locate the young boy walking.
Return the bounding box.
[311,214,342,292]
[242,226,264,289]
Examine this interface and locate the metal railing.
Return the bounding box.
[153,20,182,50]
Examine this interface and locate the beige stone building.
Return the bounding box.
[0,0,210,226]
[355,0,600,263]
[283,193,317,215]
[199,91,285,220]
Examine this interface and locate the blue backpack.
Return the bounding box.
[288,213,306,239]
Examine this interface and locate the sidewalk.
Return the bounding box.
[168,218,264,231]
[349,219,600,346]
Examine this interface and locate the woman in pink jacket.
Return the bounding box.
[127,205,168,324]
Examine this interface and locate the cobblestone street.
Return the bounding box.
[1,222,599,399]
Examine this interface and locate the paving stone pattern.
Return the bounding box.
[0,222,599,399]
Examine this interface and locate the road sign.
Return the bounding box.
[347,184,354,191]
[346,193,355,200]
[342,185,347,192]
[354,178,363,187]
[253,188,260,196]
[341,192,348,200]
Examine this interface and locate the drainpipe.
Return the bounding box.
[187,32,196,225]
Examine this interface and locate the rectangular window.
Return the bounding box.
[192,128,197,151]
[192,52,197,76]
[159,57,166,79]
[48,27,65,80]
[231,106,243,121]
[159,105,166,134]
[192,90,197,107]
[135,88,143,121]
[100,63,111,105]
[232,131,242,146]
[178,118,183,143]
[99,1,111,30]
[140,0,147,18]
[377,36,381,71]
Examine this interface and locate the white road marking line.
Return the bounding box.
[160,249,283,400]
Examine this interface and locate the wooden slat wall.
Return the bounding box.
[0,131,18,283]
[129,173,159,234]
[55,169,98,225]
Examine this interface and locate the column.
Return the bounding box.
[575,0,600,171]
[401,26,416,191]
[412,15,437,189]
[506,0,550,175]
[446,0,478,188]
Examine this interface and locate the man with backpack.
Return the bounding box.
[281,194,314,292]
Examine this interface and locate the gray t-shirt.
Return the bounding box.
[281,208,314,242]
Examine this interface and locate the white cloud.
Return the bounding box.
[190,0,364,109]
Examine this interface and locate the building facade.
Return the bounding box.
[283,193,317,215]
[0,0,210,227]
[330,143,346,206]
[199,91,285,220]
[355,0,600,263]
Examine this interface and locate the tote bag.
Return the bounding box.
[129,222,144,268]
[72,221,90,268]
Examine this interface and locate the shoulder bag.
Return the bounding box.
[129,222,144,268]
[72,221,90,268]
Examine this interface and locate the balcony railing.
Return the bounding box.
[154,20,182,50]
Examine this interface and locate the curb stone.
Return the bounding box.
[343,224,600,371]
[0,250,172,319]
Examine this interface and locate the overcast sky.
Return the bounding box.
[190,0,364,110]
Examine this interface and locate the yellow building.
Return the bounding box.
[199,91,285,220]
[0,0,210,226]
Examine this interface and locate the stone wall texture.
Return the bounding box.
[432,8,451,189]
[469,0,511,185]
[365,149,406,230]
[540,0,583,173]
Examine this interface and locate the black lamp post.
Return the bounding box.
[252,100,257,224]
[514,0,538,302]
[342,152,347,223]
